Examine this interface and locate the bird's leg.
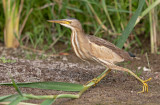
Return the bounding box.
[85,69,111,86]
[78,69,111,99]
[127,69,151,93]
[95,69,112,84]
[112,65,152,93]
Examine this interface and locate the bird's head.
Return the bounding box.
[48,18,82,30]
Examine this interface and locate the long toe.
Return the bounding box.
[138,78,152,93]
[144,78,152,82]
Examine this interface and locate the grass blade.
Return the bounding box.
[11,77,23,96]
[107,8,133,13]
[41,99,55,105]
[136,0,160,25]
[0,94,19,102]
[116,0,145,48]
[66,6,83,13]
[8,96,24,105]
[102,0,116,32]
[0,81,84,92]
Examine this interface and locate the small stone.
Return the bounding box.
[62,56,68,61]
[138,66,141,70]
[143,67,151,72]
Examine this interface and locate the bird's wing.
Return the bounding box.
[87,35,132,62]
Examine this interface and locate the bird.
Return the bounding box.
[48,18,151,93]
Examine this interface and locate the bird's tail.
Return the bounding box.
[128,52,140,60]
[128,52,135,57]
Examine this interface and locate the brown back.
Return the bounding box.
[87,35,132,61]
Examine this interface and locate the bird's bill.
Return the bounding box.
[47,20,71,24]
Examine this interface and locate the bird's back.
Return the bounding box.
[87,35,132,64]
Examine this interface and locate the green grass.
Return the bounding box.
[0,0,159,52]
[135,67,143,77]
[0,69,111,104]
[0,1,159,104]
[0,57,16,63]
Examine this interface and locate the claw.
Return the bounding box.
[85,78,99,86]
[138,78,152,93]
[92,78,99,85]
[144,78,152,82]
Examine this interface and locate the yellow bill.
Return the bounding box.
[47,20,71,24]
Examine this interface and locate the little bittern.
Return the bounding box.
[48,18,151,93]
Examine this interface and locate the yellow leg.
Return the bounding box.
[86,69,111,85]
[126,69,152,93]
[113,65,152,93]
[137,78,152,93]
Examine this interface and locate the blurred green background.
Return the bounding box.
[0,0,159,54]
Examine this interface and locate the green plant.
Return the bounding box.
[135,67,143,77]
[0,69,110,104]
[1,0,159,53]
[116,0,146,48]
[2,0,32,48]
[0,1,150,104]
[149,0,158,53]
[2,0,22,48]
[0,57,16,63]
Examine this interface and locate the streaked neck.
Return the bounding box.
[71,28,88,59]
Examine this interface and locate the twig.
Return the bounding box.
[18,0,24,18]
[19,8,33,36]
[20,45,69,57]
[145,53,151,70]
[86,1,120,36]
[20,45,44,54]
[37,3,54,10]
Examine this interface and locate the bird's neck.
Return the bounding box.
[70,28,89,59]
[71,28,88,44]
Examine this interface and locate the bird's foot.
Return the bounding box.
[85,78,99,86]
[138,77,152,93]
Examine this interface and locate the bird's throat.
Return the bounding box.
[71,29,89,60]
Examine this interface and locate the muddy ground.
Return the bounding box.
[0,46,160,105]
